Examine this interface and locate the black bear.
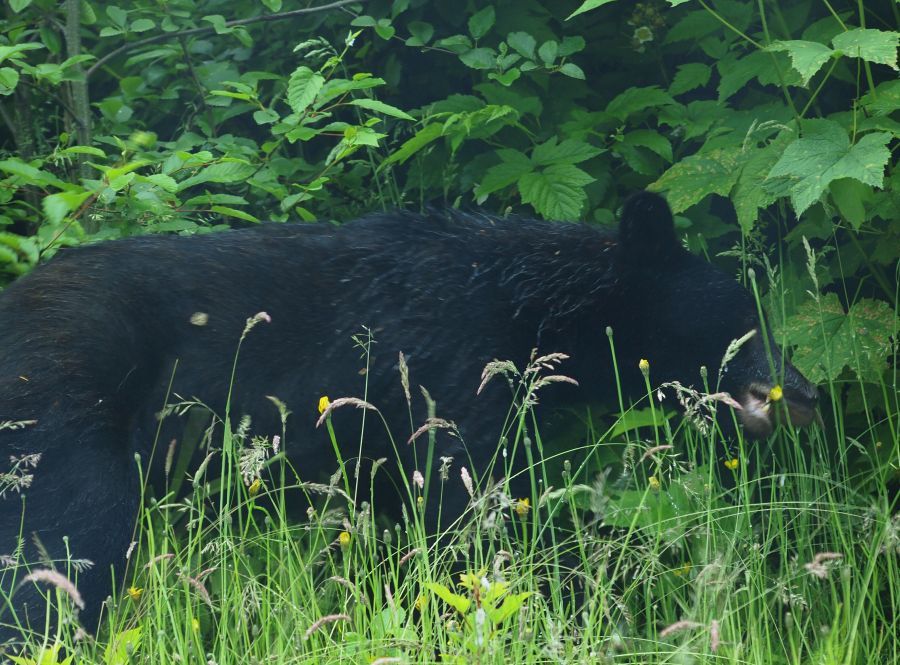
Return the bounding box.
[0,192,816,637]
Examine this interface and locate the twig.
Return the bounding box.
[86,0,366,79]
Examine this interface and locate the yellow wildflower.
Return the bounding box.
[639,358,650,374]
[724,458,739,471]
[248,478,262,497]
[191,617,200,632]
[768,385,783,402]
[514,497,531,518]
[648,476,661,491]
[127,585,143,601]
[414,594,427,611]
[318,395,331,414]
[338,531,351,548]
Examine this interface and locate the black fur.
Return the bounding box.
[0,192,816,635]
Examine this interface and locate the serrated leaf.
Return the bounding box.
[766,120,891,215]
[287,66,324,115]
[468,6,494,40]
[316,76,385,108]
[669,63,711,96]
[532,137,602,166]
[506,32,536,59]
[859,80,900,116]
[606,86,675,120]
[475,160,533,198]
[349,98,414,121]
[488,68,521,86]
[766,40,834,86]
[141,174,178,192]
[829,178,871,229]
[620,130,672,162]
[0,159,66,188]
[832,28,899,70]
[518,164,593,220]
[567,0,616,20]
[649,148,740,213]
[178,161,256,191]
[732,133,791,233]
[784,294,897,383]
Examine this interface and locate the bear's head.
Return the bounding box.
[615,191,818,438]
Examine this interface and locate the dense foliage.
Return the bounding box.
[0,0,896,663]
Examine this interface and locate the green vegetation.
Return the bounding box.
[0,0,896,663]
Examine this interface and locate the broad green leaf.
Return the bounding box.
[459,47,495,70]
[0,43,43,65]
[141,173,178,192]
[0,67,19,95]
[506,32,536,59]
[829,178,871,229]
[349,98,414,121]
[609,407,672,438]
[718,51,776,101]
[732,133,791,234]
[475,160,533,198]
[669,63,711,96]
[287,66,324,114]
[316,76,385,108]
[766,40,834,86]
[106,5,128,28]
[8,0,32,12]
[467,6,495,40]
[177,161,256,190]
[42,190,92,225]
[104,627,142,665]
[488,68,521,86]
[766,120,891,215]
[379,123,443,170]
[558,36,587,57]
[558,63,585,79]
[832,28,899,70]
[567,0,617,20]
[406,21,433,46]
[0,159,66,188]
[518,163,594,220]
[606,86,675,120]
[538,40,558,65]
[620,130,672,162]
[130,18,155,33]
[859,80,900,116]
[784,294,897,383]
[649,148,740,213]
[532,137,603,166]
[425,582,471,614]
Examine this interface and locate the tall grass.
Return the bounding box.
[3,303,897,665]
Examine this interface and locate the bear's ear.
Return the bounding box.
[619,191,679,259]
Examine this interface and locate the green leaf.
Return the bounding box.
[0,67,19,95]
[610,407,671,438]
[106,5,128,28]
[532,137,603,166]
[537,40,558,65]
[558,62,585,79]
[348,98,414,121]
[620,130,672,162]
[567,0,617,20]
[669,63,711,96]
[287,66,324,114]
[0,43,43,65]
[8,0,31,13]
[832,28,899,70]
[784,294,898,383]
[379,123,443,170]
[519,164,594,220]
[210,205,260,223]
[316,76,385,108]
[141,173,178,192]
[130,18,155,33]
[177,161,256,191]
[0,159,66,188]
[766,40,834,86]
[459,47,495,70]
[606,86,675,120]
[406,21,433,46]
[488,68,521,86]
[506,32,536,59]
[731,133,791,234]
[829,178,871,229]
[558,36,586,57]
[425,582,471,614]
[467,6,495,40]
[104,627,142,665]
[766,120,891,215]
[859,80,900,116]
[475,159,533,198]
[649,148,740,213]
[42,190,91,225]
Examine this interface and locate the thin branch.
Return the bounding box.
[86,0,366,79]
